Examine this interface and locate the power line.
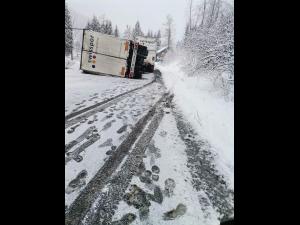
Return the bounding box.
[65,27,85,30]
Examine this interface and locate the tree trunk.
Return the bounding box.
[168,27,171,49]
[208,0,217,28]
[189,0,193,32]
[71,46,73,60]
[201,0,207,28]
[214,0,221,24]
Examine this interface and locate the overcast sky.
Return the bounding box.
[67,0,233,43]
[67,0,189,42]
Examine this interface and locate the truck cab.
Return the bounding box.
[135,36,157,73]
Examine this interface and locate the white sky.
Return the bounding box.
[66,0,189,42]
[67,0,233,42]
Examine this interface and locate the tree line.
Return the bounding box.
[85,16,116,36]
[65,2,73,58]
[183,0,234,75]
[65,2,162,58]
[123,21,161,47]
[182,0,234,86]
[179,0,233,99]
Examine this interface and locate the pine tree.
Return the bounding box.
[65,3,73,58]
[100,21,106,33]
[103,21,108,34]
[132,21,143,39]
[114,25,119,37]
[184,23,190,37]
[100,20,112,35]
[156,30,161,38]
[107,20,113,35]
[85,20,91,30]
[156,30,161,48]
[89,16,101,32]
[123,25,132,39]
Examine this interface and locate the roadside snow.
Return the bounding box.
[156,60,234,189]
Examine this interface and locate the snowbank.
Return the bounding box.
[156,60,234,189]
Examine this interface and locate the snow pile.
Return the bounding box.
[157,60,234,188]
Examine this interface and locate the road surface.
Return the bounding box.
[65,68,233,225]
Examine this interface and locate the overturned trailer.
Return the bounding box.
[80,30,148,79]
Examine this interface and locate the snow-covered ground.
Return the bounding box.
[65,58,154,116]
[65,82,164,207]
[157,60,234,189]
[65,54,233,224]
[65,58,165,207]
[112,110,220,225]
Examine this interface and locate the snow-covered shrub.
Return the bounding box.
[182,0,234,101]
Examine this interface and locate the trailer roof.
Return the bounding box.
[156,46,168,54]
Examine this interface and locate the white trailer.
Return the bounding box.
[135,36,157,72]
[80,30,146,78]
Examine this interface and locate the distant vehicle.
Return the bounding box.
[135,36,157,73]
[80,30,148,79]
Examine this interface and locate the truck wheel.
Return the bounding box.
[150,65,154,73]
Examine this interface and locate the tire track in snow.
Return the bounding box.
[65,78,156,122]
[65,93,170,225]
[65,81,157,129]
[172,105,234,220]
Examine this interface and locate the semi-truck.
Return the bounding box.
[80,30,148,79]
[135,36,158,73]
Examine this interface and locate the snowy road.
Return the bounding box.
[65,61,233,225]
[65,60,155,117]
[65,73,165,208]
